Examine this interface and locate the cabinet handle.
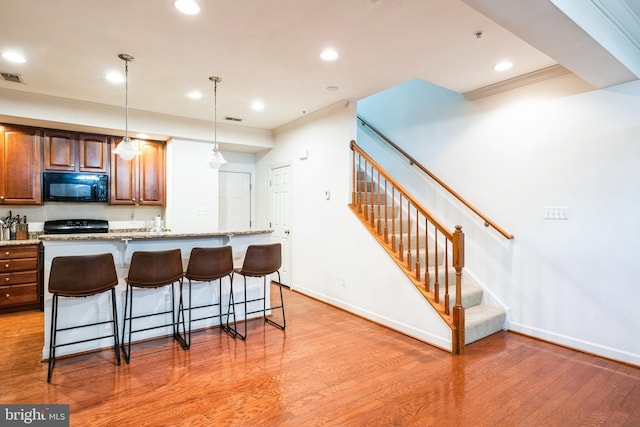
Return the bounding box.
[0,196,4,201]
[4,277,9,282]
[4,264,9,268]
[4,251,9,256]
[5,294,8,298]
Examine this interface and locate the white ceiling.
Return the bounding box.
[0,0,638,131]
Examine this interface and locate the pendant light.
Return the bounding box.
[113,53,141,161]
[208,76,226,169]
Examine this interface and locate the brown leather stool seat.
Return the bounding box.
[227,243,286,340]
[182,246,235,348]
[121,249,187,363]
[47,253,120,382]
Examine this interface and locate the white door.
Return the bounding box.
[270,164,292,287]
[219,171,251,230]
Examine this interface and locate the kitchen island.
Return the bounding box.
[40,229,273,360]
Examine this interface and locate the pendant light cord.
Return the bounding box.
[210,76,221,151]
[214,77,217,150]
[118,53,135,141]
[125,59,129,140]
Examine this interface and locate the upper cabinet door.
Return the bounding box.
[78,134,109,173]
[44,131,109,173]
[0,126,42,205]
[43,131,76,171]
[109,144,137,205]
[109,139,166,206]
[138,140,165,206]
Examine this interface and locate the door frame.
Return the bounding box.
[269,161,293,288]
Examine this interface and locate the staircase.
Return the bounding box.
[350,140,506,352]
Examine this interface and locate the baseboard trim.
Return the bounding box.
[292,286,452,352]
[509,322,640,368]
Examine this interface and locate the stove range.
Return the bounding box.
[44,219,109,234]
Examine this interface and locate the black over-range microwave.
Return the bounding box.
[43,172,108,202]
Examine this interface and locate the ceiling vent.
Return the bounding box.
[223,116,243,122]
[1,72,25,84]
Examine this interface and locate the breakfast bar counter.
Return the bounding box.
[40,229,273,360]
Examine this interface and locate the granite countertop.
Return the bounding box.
[39,229,273,241]
[0,239,41,246]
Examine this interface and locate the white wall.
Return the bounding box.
[357,77,640,365]
[165,142,257,233]
[165,138,219,232]
[255,101,453,350]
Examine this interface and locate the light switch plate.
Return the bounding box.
[544,206,569,220]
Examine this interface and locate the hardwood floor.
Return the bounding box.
[1,288,639,426]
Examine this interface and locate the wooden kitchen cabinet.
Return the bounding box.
[110,139,165,205]
[0,125,42,205]
[0,244,40,313]
[44,130,109,173]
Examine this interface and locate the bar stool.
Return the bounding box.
[182,246,235,348]
[227,243,286,340]
[121,248,187,363]
[47,253,120,382]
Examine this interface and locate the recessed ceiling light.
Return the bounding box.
[174,0,200,15]
[251,101,265,111]
[2,51,26,64]
[136,133,149,139]
[320,48,339,61]
[105,71,124,83]
[326,86,339,91]
[187,90,202,99]
[493,61,513,71]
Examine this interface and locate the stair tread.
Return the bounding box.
[464,304,505,326]
[464,304,506,345]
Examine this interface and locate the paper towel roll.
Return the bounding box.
[154,216,162,230]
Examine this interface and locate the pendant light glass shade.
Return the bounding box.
[113,53,141,161]
[208,76,226,169]
[113,136,139,161]
[208,149,226,169]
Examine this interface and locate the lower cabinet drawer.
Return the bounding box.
[0,284,38,307]
[1,258,38,272]
[0,271,38,286]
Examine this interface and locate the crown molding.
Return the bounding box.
[463,65,572,100]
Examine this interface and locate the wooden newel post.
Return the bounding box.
[452,225,465,355]
[350,141,357,206]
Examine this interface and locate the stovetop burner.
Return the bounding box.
[44,219,109,234]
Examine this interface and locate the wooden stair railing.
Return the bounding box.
[350,140,466,354]
[358,116,514,240]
